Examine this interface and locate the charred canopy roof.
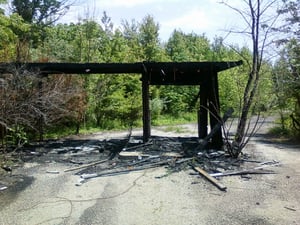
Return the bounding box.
[0,61,242,85]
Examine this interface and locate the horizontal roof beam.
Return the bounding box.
[0,61,242,75]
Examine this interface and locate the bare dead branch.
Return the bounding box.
[221,0,279,157]
[220,1,252,28]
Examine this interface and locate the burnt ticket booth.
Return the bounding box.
[140,61,242,149]
[0,61,242,148]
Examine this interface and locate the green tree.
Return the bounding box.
[109,29,130,62]
[185,32,212,61]
[274,0,300,136]
[166,30,212,61]
[163,30,217,117]
[166,30,191,61]
[122,19,143,61]
[139,15,161,61]
[0,13,30,61]
[0,0,7,14]
[277,0,300,42]
[10,0,72,61]
[273,39,300,135]
[80,20,104,62]
[11,0,71,25]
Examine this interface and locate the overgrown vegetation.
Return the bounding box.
[0,0,299,154]
[272,0,300,140]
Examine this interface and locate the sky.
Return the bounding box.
[60,0,248,46]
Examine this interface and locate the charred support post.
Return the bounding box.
[142,72,151,142]
[199,84,208,139]
[199,70,222,149]
[208,71,223,149]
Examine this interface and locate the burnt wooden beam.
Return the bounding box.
[197,108,234,151]
[208,71,223,149]
[192,166,227,191]
[199,83,208,139]
[144,61,243,85]
[0,61,242,81]
[0,62,142,74]
[142,72,151,142]
[143,61,242,73]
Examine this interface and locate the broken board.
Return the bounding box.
[119,151,183,160]
[193,166,227,191]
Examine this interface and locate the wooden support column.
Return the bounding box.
[142,72,151,142]
[208,71,223,149]
[199,83,208,139]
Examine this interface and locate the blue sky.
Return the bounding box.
[61,0,246,45]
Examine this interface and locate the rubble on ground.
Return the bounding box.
[0,135,280,192]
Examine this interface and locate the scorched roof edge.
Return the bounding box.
[0,60,243,74]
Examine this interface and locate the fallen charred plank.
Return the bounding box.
[64,159,109,172]
[284,206,297,211]
[80,159,173,179]
[118,151,183,160]
[78,156,194,181]
[210,169,276,177]
[0,185,8,191]
[126,155,160,166]
[122,141,153,151]
[191,165,227,191]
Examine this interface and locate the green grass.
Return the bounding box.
[268,126,291,137]
[152,112,197,126]
[267,116,300,142]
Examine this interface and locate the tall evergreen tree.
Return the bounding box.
[139,15,161,61]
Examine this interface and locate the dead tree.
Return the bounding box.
[0,65,87,148]
[221,0,280,157]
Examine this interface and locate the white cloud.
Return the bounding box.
[162,9,211,32]
[61,0,248,45]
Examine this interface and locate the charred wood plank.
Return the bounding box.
[64,159,109,172]
[118,151,183,160]
[192,166,227,191]
[210,169,276,177]
[80,159,172,179]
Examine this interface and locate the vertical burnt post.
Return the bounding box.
[199,83,208,139]
[142,66,151,142]
[199,69,223,149]
[208,70,223,149]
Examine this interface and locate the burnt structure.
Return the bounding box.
[0,61,242,148]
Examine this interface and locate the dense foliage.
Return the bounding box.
[272,0,300,137]
[0,0,299,148]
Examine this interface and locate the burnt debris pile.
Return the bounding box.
[18,135,277,191]
[0,135,279,193]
